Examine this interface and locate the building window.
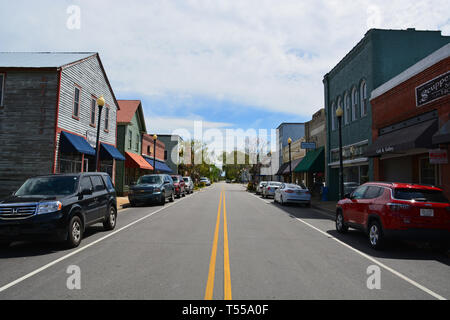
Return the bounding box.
[147,145,151,155]
[344,93,350,125]
[164,150,168,160]
[331,102,336,131]
[90,98,96,126]
[136,134,139,152]
[104,106,110,132]
[352,87,358,121]
[73,86,81,118]
[128,130,132,149]
[0,73,5,106]
[360,81,367,117]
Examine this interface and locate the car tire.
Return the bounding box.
[103,206,117,231]
[67,215,83,248]
[336,211,348,234]
[160,192,166,205]
[169,192,175,202]
[368,220,385,250]
[280,196,285,206]
[182,190,186,197]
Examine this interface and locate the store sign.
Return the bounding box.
[429,149,448,164]
[416,71,449,107]
[301,142,316,149]
[376,146,394,155]
[86,130,96,148]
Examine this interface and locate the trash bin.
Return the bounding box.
[321,186,329,201]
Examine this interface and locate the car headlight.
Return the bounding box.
[36,201,62,215]
[154,188,161,193]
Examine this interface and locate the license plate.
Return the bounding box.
[420,209,434,217]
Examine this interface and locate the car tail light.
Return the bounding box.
[387,203,411,211]
[285,189,294,193]
[268,187,271,191]
[305,191,310,194]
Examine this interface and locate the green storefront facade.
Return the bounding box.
[116,100,151,196]
[323,28,450,201]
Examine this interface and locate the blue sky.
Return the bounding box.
[1,0,449,143]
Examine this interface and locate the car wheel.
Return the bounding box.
[160,192,166,205]
[336,211,348,233]
[182,190,186,197]
[103,206,117,231]
[67,215,83,248]
[169,192,175,202]
[368,220,385,250]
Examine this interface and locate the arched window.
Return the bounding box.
[331,102,336,131]
[360,80,367,117]
[352,87,358,121]
[344,92,350,125]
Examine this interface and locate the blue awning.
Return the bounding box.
[101,143,126,161]
[59,131,96,156]
[143,156,173,173]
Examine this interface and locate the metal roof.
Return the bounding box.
[0,52,96,68]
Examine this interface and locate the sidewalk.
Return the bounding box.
[117,197,130,211]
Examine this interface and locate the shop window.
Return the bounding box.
[420,158,439,185]
[59,153,82,174]
[0,73,5,106]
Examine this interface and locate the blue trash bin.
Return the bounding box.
[321,186,329,201]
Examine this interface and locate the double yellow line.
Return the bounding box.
[204,189,232,300]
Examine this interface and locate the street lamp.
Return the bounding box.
[336,106,344,199]
[95,95,105,172]
[153,134,157,174]
[288,137,292,183]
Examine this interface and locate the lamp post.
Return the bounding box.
[336,106,344,200]
[153,134,157,174]
[288,137,292,183]
[95,96,105,172]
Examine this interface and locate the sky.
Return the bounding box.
[1,0,449,143]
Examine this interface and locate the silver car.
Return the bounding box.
[262,181,282,198]
[274,183,311,207]
[183,176,194,194]
[256,181,268,195]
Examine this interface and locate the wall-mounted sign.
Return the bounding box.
[376,146,394,155]
[429,149,448,164]
[301,142,316,149]
[86,130,97,148]
[416,71,449,107]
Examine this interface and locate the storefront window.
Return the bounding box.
[420,158,438,185]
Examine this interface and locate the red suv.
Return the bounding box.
[335,182,450,250]
[171,175,186,198]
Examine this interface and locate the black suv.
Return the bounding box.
[0,173,117,249]
[129,174,175,206]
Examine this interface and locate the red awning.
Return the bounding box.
[125,152,154,170]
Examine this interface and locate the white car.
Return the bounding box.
[256,181,268,195]
[262,181,282,198]
[274,183,311,207]
[200,177,211,186]
[183,176,194,194]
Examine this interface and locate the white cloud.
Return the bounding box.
[1,0,449,118]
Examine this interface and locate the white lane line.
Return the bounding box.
[247,190,447,300]
[295,218,446,300]
[0,193,194,294]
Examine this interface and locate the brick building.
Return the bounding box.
[367,43,449,198]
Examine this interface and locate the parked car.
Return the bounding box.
[274,183,311,207]
[0,173,117,249]
[200,177,211,186]
[256,181,268,195]
[335,182,450,250]
[129,174,174,206]
[262,181,282,198]
[183,176,194,194]
[171,175,187,198]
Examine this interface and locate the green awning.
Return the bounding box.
[294,146,324,173]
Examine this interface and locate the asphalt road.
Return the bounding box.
[0,182,449,300]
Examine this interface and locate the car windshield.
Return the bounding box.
[137,176,163,185]
[172,176,180,182]
[394,188,449,203]
[183,178,189,182]
[15,176,78,196]
[269,182,281,186]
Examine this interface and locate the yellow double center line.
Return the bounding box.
[204,189,232,300]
